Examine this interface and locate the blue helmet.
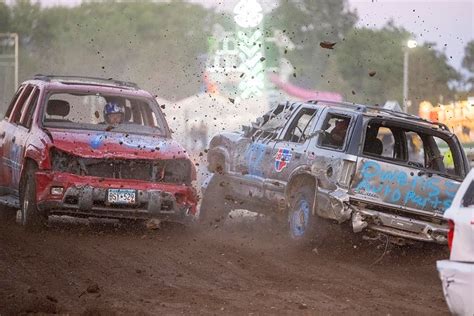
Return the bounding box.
[103,101,125,123]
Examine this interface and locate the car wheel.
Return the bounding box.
[19,164,47,229]
[288,186,315,242]
[199,175,232,225]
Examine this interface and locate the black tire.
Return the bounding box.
[288,185,316,242]
[199,175,232,225]
[0,206,18,223]
[19,164,47,229]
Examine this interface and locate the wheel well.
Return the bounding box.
[19,158,38,198]
[286,174,316,205]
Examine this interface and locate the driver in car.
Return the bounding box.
[329,118,349,147]
[103,99,125,125]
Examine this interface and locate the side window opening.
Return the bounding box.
[362,119,461,177]
[427,135,458,176]
[20,88,39,129]
[318,113,351,150]
[363,123,404,160]
[406,131,425,168]
[5,85,24,119]
[283,108,317,143]
[379,128,395,158]
[363,124,385,157]
[10,85,34,123]
[251,103,296,141]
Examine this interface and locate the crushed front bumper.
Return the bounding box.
[35,171,197,222]
[351,208,448,244]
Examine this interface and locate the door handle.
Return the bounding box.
[0,131,5,139]
[294,153,301,159]
[11,136,15,143]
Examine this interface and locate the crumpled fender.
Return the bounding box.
[310,158,352,222]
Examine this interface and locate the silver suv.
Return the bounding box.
[201,100,470,244]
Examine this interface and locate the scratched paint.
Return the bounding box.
[90,133,168,151]
[9,143,22,186]
[118,135,166,150]
[354,160,459,212]
[90,134,106,149]
[244,143,266,177]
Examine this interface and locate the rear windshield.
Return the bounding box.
[42,92,167,136]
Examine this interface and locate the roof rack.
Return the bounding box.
[363,105,450,130]
[307,99,367,112]
[308,99,449,130]
[33,74,139,89]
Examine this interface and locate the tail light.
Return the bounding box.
[447,220,455,251]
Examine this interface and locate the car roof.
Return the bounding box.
[303,99,451,133]
[22,75,153,99]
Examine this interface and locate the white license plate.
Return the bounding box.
[107,189,136,205]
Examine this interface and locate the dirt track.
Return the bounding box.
[0,214,449,315]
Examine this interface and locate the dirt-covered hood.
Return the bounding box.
[47,128,188,160]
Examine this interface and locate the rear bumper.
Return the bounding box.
[351,208,448,244]
[437,260,474,315]
[35,171,197,222]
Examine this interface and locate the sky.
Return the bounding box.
[24,0,474,74]
[352,0,474,75]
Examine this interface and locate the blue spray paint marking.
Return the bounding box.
[90,134,106,149]
[244,143,266,177]
[354,160,459,212]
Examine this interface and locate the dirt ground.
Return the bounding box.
[0,213,450,315]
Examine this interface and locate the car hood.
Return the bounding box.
[47,128,188,160]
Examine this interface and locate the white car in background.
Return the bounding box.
[437,169,474,315]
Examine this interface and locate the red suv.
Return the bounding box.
[0,75,197,228]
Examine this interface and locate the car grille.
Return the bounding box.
[51,149,192,184]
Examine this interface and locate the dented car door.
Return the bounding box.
[308,108,359,221]
[271,106,320,181]
[351,119,464,217]
[1,85,34,196]
[266,106,320,203]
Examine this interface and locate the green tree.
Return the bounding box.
[3,0,219,100]
[462,40,474,89]
[0,2,10,32]
[267,0,357,88]
[9,0,41,44]
[334,24,407,105]
[333,23,459,111]
[409,42,460,107]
